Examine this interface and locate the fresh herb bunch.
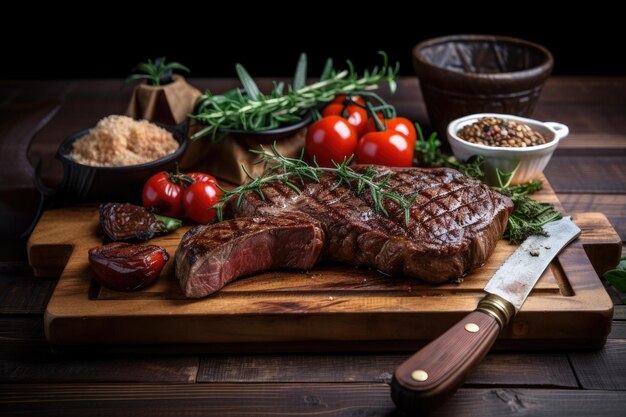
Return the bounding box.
[214,143,416,225]
[413,127,562,243]
[604,256,626,304]
[125,57,190,87]
[492,168,562,243]
[413,124,485,179]
[191,52,399,142]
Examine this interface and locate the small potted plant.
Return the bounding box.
[125,57,201,125]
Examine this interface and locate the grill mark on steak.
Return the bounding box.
[177,166,513,296]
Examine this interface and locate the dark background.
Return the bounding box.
[2,7,623,80]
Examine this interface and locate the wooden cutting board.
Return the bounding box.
[28,178,621,352]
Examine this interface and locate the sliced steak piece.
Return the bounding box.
[228,166,513,284]
[175,216,325,298]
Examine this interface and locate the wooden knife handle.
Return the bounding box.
[391,310,501,415]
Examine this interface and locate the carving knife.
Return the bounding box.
[391,216,581,414]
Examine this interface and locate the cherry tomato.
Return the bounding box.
[386,117,417,147]
[142,172,185,218]
[332,95,366,106]
[186,172,218,185]
[183,182,222,224]
[356,131,414,167]
[322,103,368,136]
[305,116,357,168]
[363,112,387,136]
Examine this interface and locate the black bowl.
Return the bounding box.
[35,121,187,205]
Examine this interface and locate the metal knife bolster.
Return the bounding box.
[476,294,516,328]
[478,217,582,329]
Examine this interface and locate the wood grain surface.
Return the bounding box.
[1,77,625,417]
[27,205,618,350]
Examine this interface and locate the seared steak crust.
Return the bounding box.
[228,166,513,283]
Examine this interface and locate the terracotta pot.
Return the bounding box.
[126,75,201,125]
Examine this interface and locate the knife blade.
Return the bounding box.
[391,217,581,415]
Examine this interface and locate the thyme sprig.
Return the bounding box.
[191,52,399,142]
[214,143,416,225]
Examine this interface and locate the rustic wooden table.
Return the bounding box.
[1,78,625,416]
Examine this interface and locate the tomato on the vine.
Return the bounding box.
[305,116,357,168]
[332,95,366,106]
[356,131,414,167]
[183,182,222,224]
[363,112,387,136]
[186,172,217,185]
[322,103,368,136]
[142,172,186,218]
[385,117,417,147]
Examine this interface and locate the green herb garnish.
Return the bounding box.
[213,143,416,225]
[125,57,190,87]
[492,167,562,243]
[604,256,626,304]
[191,52,399,142]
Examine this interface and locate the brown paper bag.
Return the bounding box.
[183,119,308,185]
[126,75,201,125]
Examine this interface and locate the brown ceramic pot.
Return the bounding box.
[413,34,554,145]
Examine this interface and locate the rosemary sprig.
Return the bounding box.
[125,57,189,87]
[191,52,399,142]
[214,143,416,225]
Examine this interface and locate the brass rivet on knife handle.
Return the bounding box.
[464,323,480,333]
[476,293,516,328]
[410,370,428,382]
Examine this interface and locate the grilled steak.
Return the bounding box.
[228,166,513,283]
[176,166,513,297]
[176,216,325,298]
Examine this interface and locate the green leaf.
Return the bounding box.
[388,79,397,94]
[164,62,190,73]
[604,256,626,292]
[293,53,307,91]
[604,268,626,292]
[618,256,626,271]
[236,63,261,100]
[320,58,333,81]
[124,74,151,84]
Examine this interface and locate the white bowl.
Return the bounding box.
[447,113,569,185]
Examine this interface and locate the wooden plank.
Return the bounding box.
[614,306,626,320]
[27,208,616,350]
[609,322,626,339]
[557,134,626,150]
[545,156,626,194]
[559,195,626,240]
[0,318,199,383]
[569,339,626,390]
[198,353,577,387]
[0,265,56,315]
[1,385,626,417]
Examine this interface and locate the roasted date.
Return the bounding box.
[100,203,181,241]
[88,242,169,291]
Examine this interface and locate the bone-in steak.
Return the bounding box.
[176,167,513,297]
